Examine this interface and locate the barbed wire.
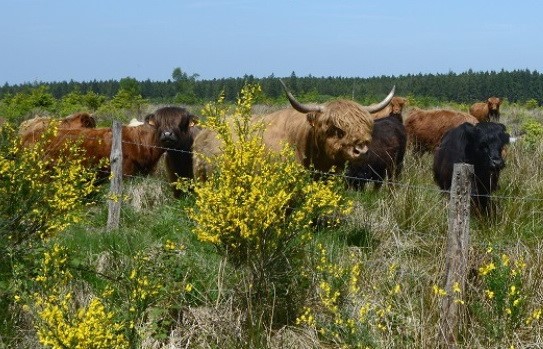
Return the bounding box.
[13,126,543,204]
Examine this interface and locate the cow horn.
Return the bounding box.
[279,79,323,114]
[364,85,396,113]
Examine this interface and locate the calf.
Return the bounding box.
[469,97,502,122]
[346,114,406,190]
[433,122,510,214]
[370,96,407,120]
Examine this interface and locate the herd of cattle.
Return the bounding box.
[15,84,510,214]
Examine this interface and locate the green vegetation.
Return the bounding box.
[2,68,543,108]
[0,82,542,348]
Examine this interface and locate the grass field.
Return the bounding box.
[2,102,543,349]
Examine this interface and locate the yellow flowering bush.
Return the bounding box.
[470,248,534,343]
[188,83,352,327]
[0,121,100,342]
[0,121,99,247]
[297,246,406,348]
[29,244,129,349]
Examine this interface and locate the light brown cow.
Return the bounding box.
[469,97,502,122]
[370,96,407,120]
[41,108,197,181]
[193,81,395,180]
[20,112,97,146]
[404,108,479,155]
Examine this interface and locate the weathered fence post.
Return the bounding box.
[107,120,123,230]
[439,163,474,348]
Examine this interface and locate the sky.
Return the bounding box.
[1,0,543,85]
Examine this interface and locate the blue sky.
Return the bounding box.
[1,0,542,85]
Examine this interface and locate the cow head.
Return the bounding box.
[279,80,395,166]
[390,97,407,116]
[468,122,510,171]
[145,107,198,149]
[61,112,97,129]
[486,97,501,120]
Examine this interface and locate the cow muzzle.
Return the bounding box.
[351,144,369,158]
[160,131,178,145]
[490,157,505,170]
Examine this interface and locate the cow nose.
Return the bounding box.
[491,158,504,169]
[353,144,368,157]
[160,131,178,143]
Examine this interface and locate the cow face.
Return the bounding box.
[314,100,373,164]
[487,97,501,119]
[470,122,509,171]
[145,107,198,149]
[390,97,407,116]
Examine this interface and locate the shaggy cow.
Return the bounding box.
[42,107,197,181]
[20,112,97,146]
[192,81,395,180]
[433,122,510,214]
[370,96,407,120]
[346,114,407,190]
[404,108,479,155]
[469,97,502,122]
[155,107,200,198]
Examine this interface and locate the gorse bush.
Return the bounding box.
[469,248,540,345]
[0,122,100,343]
[0,122,99,249]
[26,244,129,349]
[188,83,352,328]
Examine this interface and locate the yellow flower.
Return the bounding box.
[432,285,447,296]
[452,281,461,294]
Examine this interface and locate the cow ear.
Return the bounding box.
[463,122,478,141]
[306,113,316,127]
[189,115,199,127]
[84,114,96,128]
[144,113,156,126]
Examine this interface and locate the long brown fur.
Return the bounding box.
[371,97,407,120]
[193,98,374,181]
[469,97,502,122]
[20,112,97,146]
[404,108,479,154]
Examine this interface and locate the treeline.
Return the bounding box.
[1,68,542,105]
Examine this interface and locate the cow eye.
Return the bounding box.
[331,126,345,138]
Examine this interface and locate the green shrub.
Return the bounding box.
[188,83,352,331]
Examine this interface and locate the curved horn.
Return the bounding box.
[364,85,396,113]
[279,79,323,114]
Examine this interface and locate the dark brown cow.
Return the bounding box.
[404,108,479,155]
[193,81,395,181]
[42,108,196,181]
[20,112,97,146]
[469,97,502,122]
[346,114,407,190]
[370,96,407,120]
[433,122,510,214]
[154,107,200,198]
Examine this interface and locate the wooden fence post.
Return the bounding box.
[439,163,474,348]
[107,121,123,230]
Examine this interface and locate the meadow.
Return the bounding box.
[1,90,543,349]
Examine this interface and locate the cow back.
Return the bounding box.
[405,108,478,154]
